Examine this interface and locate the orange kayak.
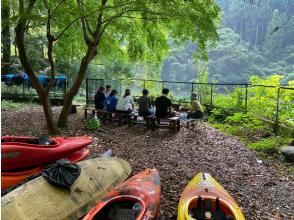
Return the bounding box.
[177,173,245,220]
[1,147,90,190]
[83,168,161,220]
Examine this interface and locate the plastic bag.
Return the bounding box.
[42,159,81,189]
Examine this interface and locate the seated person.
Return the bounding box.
[137,89,153,116]
[188,93,204,119]
[105,90,118,113]
[155,88,175,118]
[104,85,112,97]
[94,86,106,110]
[116,89,134,114]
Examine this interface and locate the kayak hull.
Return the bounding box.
[83,168,161,220]
[1,136,92,170]
[1,147,90,190]
[1,157,131,220]
[177,173,245,220]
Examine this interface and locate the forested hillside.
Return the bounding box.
[161,0,294,83]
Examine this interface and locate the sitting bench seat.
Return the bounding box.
[128,114,155,129]
[156,116,181,132]
[84,107,130,125]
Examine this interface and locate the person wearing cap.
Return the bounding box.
[188,93,204,119]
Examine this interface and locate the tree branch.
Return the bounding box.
[94,0,108,36]
[51,0,66,16]
[43,0,56,92]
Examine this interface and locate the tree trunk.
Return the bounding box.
[57,46,97,127]
[1,1,11,63]
[40,91,60,134]
[15,0,59,135]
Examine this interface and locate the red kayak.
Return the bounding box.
[1,136,92,171]
[1,147,90,190]
[83,168,161,220]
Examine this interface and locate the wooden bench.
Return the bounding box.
[128,114,156,129]
[156,116,181,132]
[184,118,203,128]
[84,107,130,125]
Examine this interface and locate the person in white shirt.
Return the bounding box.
[104,85,112,97]
[116,89,134,114]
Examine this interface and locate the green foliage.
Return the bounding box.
[208,107,236,122]
[249,137,292,154]
[1,100,36,110]
[197,62,211,105]
[85,117,101,130]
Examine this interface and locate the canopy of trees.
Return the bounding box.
[1,0,220,133]
[161,0,294,83]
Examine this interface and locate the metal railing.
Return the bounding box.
[86,78,294,132]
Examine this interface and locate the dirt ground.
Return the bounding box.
[1,106,293,219]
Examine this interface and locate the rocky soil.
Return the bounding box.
[2,106,293,220]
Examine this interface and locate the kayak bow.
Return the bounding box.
[177,173,245,220]
[83,168,161,220]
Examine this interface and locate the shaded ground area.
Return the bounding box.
[1,106,293,219]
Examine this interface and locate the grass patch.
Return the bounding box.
[1,100,37,111]
[249,137,292,154]
[208,111,293,155]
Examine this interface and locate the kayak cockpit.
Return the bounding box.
[187,196,235,220]
[89,196,146,220]
[2,136,55,146]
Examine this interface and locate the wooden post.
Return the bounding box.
[210,83,213,106]
[86,78,89,105]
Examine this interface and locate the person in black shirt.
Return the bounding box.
[94,87,106,110]
[155,88,174,118]
[138,89,153,116]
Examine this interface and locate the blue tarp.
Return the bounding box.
[1,73,67,90]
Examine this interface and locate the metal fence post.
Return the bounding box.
[22,81,25,99]
[86,78,89,105]
[143,79,146,89]
[210,83,213,106]
[162,81,165,90]
[191,83,194,93]
[274,87,281,134]
[245,83,248,113]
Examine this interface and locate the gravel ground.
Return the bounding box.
[1,106,293,220]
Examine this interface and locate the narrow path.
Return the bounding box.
[2,107,293,219]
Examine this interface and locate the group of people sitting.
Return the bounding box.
[94,85,204,119]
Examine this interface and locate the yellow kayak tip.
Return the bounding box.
[177,172,245,220]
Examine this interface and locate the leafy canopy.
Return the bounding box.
[22,0,220,69]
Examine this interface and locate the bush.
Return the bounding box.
[249,137,292,155]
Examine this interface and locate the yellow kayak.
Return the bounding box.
[177,173,245,220]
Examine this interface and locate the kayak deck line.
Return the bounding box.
[83,168,161,220]
[178,172,245,220]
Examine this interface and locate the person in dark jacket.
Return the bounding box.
[94,87,106,110]
[155,88,175,118]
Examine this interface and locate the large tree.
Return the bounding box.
[14,0,220,134]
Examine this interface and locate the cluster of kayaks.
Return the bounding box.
[1,136,245,220]
[1,136,92,190]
